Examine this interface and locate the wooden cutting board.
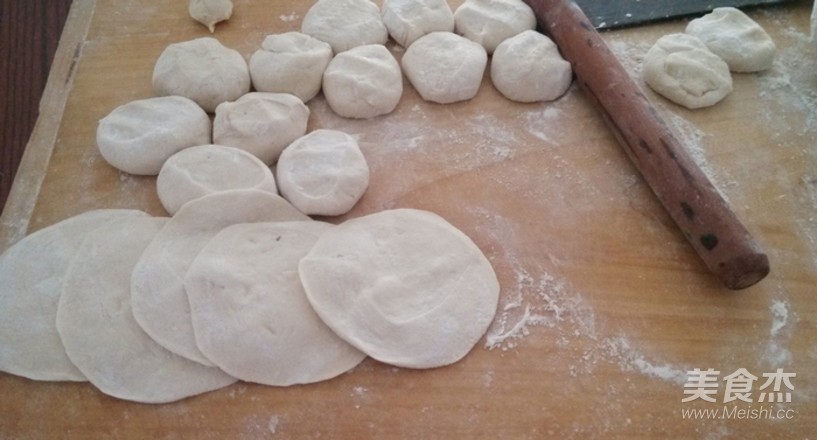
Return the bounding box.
[1,1,815,438]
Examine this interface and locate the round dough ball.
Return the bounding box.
[213,92,310,164]
[322,44,403,119]
[152,37,250,113]
[299,209,500,369]
[402,32,487,104]
[643,33,733,109]
[491,30,573,103]
[685,7,776,73]
[156,144,278,215]
[97,96,211,175]
[249,32,333,103]
[277,129,369,216]
[185,222,367,386]
[382,0,454,48]
[453,0,536,54]
[301,0,388,53]
[188,0,233,33]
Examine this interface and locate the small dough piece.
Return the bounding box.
[156,144,278,215]
[57,217,237,404]
[381,0,454,48]
[812,2,817,49]
[277,129,370,216]
[97,96,211,175]
[189,0,233,33]
[322,44,403,119]
[131,190,308,366]
[249,32,333,103]
[213,92,310,164]
[301,0,388,53]
[402,32,487,104]
[685,7,776,72]
[491,30,572,103]
[643,33,733,109]
[300,209,500,369]
[153,37,250,113]
[0,209,146,382]
[185,222,367,386]
[453,0,536,54]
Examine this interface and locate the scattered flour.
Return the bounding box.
[279,13,299,22]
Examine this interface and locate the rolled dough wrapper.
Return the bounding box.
[381,0,454,48]
[453,0,536,54]
[685,7,776,73]
[301,0,388,53]
[249,32,333,103]
[322,44,403,119]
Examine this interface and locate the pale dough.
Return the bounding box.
[96,96,211,175]
[131,189,308,366]
[276,129,370,216]
[185,222,367,386]
[381,0,454,48]
[491,30,573,103]
[213,92,310,165]
[156,144,278,215]
[402,32,487,104]
[189,0,233,33]
[56,217,237,404]
[322,44,403,119]
[302,0,388,53]
[453,0,536,54]
[299,209,500,369]
[0,209,146,382]
[685,7,776,72]
[249,32,333,103]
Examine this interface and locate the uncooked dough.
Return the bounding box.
[322,44,403,119]
[685,7,776,72]
[491,30,573,103]
[189,0,232,33]
[249,32,333,103]
[299,209,500,369]
[213,92,310,164]
[381,0,454,48]
[643,33,733,109]
[56,216,237,404]
[453,0,536,54]
[401,32,487,104]
[276,129,370,216]
[131,189,308,366]
[96,96,211,175]
[156,144,278,215]
[153,37,250,113]
[301,0,388,53]
[0,209,146,382]
[185,222,367,386]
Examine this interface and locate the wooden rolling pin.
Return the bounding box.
[525,0,770,289]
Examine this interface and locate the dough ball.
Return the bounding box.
[152,37,250,113]
[299,209,500,369]
[491,30,572,103]
[185,222,367,386]
[188,0,232,33]
[156,144,278,215]
[685,7,776,72]
[812,2,817,49]
[249,32,333,103]
[402,32,487,104]
[322,44,403,119]
[277,129,370,216]
[97,96,211,175]
[213,92,310,164]
[381,0,454,48]
[453,0,536,54]
[642,33,733,109]
[301,0,388,53]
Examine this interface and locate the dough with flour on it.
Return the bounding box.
[299,209,500,369]
[491,30,573,103]
[0,209,146,382]
[185,222,367,386]
[685,7,776,73]
[277,129,370,216]
[213,92,310,165]
[189,0,233,33]
[301,0,388,53]
[153,37,250,112]
[402,32,487,104]
[453,0,536,54]
[322,44,403,119]
[97,96,211,175]
[156,144,278,215]
[249,32,333,103]
[643,33,733,109]
[57,217,237,404]
[381,0,454,48]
